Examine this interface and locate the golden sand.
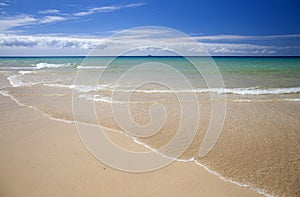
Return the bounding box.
[1,84,299,196]
[0,94,262,197]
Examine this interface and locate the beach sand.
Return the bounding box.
[0,94,261,197]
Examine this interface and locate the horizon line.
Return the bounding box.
[0,55,299,58]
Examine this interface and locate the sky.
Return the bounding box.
[0,0,299,56]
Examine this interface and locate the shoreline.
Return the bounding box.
[0,90,269,197]
[1,58,299,196]
[0,93,262,197]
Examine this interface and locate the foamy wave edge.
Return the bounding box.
[4,68,300,95]
[132,87,300,95]
[0,89,124,131]
[131,137,276,197]
[45,83,300,95]
[35,63,73,70]
[1,63,104,71]
[1,63,74,71]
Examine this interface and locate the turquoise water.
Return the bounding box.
[215,57,300,88]
[0,56,300,91]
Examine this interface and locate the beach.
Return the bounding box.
[0,93,262,197]
[1,0,299,195]
[0,57,299,196]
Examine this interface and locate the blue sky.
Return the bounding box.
[0,0,299,56]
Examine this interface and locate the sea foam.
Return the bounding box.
[35,62,72,70]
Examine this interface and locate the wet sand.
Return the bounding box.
[1,83,300,196]
[0,94,262,197]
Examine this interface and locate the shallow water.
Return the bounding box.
[0,56,299,196]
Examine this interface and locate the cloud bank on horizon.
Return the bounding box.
[0,0,299,56]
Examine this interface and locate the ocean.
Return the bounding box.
[0,56,299,196]
[1,56,300,89]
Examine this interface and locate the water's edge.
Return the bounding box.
[0,88,275,197]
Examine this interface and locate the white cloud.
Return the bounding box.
[124,3,145,8]
[0,2,145,32]
[0,0,10,7]
[0,32,283,56]
[195,34,300,41]
[0,34,104,49]
[0,28,298,56]
[0,0,11,15]
[73,2,145,16]
[0,2,8,6]
[202,43,276,55]
[73,11,93,17]
[40,16,68,24]
[0,15,38,32]
[38,9,60,14]
[0,14,70,32]
[90,6,120,12]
